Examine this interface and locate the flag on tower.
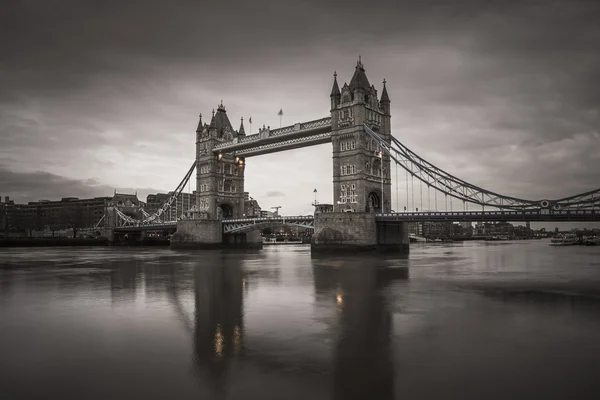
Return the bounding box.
[277,109,283,116]
[248,117,252,123]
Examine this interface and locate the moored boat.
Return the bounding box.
[550,234,579,246]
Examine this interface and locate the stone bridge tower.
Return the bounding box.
[195,102,246,219]
[330,58,392,213]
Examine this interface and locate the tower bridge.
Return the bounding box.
[102,58,600,250]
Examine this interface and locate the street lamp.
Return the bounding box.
[312,188,318,207]
[377,151,384,213]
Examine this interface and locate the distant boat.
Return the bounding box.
[262,237,304,245]
[409,234,427,243]
[486,235,510,241]
[550,234,578,246]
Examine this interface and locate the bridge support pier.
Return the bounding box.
[170,219,262,249]
[311,212,409,254]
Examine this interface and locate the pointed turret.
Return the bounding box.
[239,117,245,136]
[209,109,216,129]
[196,113,203,133]
[330,71,341,97]
[380,79,390,104]
[330,71,341,110]
[195,113,203,143]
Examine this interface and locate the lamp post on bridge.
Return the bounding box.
[377,151,384,213]
[312,189,318,207]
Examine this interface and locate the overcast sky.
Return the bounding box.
[1,0,599,224]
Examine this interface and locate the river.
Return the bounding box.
[1,241,600,399]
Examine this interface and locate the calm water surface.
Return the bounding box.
[1,241,600,399]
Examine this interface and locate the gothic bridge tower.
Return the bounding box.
[330,58,392,213]
[195,102,246,219]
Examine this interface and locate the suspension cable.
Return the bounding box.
[428,184,431,211]
[405,169,409,212]
[420,179,423,212]
[411,166,415,211]
[395,162,399,212]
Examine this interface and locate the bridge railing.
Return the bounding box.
[376,209,599,221]
[223,215,315,223]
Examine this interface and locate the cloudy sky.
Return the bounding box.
[1,0,599,221]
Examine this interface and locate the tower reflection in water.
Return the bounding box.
[181,252,407,399]
[313,256,407,400]
[191,256,245,397]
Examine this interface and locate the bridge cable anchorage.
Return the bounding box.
[362,124,600,211]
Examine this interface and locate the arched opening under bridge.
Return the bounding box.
[367,191,381,213]
[217,204,234,220]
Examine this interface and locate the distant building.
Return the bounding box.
[1,195,111,235]
[260,210,274,218]
[244,196,261,218]
[422,221,454,239]
[146,191,195,221]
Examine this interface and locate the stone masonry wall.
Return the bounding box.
[312,212,377,248]
[170,219,222,248]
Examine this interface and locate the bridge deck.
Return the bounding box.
[376,209,600,222]
[112,209,600,233]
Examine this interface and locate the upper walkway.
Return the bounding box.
[212,117,332,157]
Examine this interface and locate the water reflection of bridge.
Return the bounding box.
[156,252,407,399]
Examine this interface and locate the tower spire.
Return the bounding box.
[239,116,245,136]
[330,71,340,97]
[196,113,203,133]
[209,109,216,128]
[380,78,390,103]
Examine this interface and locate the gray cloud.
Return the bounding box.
[0,165,163,204]
[265,191,285,198]
[1,0,599,222]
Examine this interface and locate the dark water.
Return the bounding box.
[1,241,600,399]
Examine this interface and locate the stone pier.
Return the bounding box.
[170,219,262,249]
[311,212,409,254]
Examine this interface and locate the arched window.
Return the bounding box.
[351,141,356,150]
